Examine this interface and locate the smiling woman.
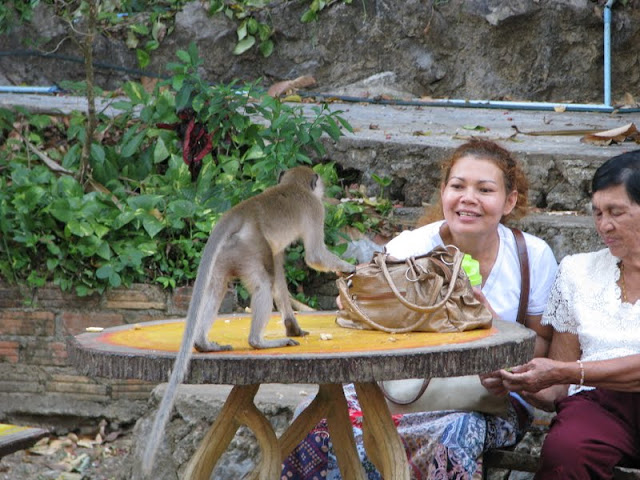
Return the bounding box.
[281,139,559,480]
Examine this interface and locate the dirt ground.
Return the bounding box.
[0,423,133,480]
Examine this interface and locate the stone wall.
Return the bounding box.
[0,282,205,430]
[1,1,639,104]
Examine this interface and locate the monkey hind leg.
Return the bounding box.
[246,275,300,350]
[192,278,233,352]
[272,252,307,338]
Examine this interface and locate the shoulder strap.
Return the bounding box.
[511,228,529,325]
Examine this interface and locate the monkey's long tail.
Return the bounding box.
[140,216,235,476]
[140,314,198,476]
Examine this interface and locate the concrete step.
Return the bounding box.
[319,101,640,211]
[2,94,637,214]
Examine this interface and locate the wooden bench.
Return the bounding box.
[484,448,640,479]
[0,423,49,458]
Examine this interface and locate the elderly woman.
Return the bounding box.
[282,139,558,479]
[501,149,640,479]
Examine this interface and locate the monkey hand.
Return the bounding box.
[339,262,356,274]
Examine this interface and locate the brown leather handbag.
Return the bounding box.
[335,245,493,333]
[369,229,530,417]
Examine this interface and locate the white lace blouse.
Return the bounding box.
[542,248,640,395]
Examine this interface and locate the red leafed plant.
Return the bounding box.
[157,108,214,180]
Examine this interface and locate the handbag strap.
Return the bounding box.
[378,248,463,315]
[511,228,529,325]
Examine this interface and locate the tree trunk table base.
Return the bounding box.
[192,382,409,480]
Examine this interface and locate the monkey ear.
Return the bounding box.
[310,173,319,190]
[278,170,286,184]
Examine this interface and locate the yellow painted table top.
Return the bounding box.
[69,312,535,385]
[101,312,496,355]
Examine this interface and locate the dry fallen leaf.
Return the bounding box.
[581,123,639,146]
[267,75,316,98]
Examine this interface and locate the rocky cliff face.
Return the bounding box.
[1,1,639,104]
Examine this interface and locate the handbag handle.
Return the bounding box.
[337,247,464,333]
[377,247,464,314]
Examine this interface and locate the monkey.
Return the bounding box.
[141,165,355,476]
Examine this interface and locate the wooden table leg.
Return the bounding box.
[354,382,410,480]
[183,384,280,480]
[323,383,367,480]
[274,383,332,460]
[247,383,366,480]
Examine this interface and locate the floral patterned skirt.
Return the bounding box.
[281,383,528,480]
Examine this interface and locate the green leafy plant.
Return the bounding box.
[0,44,364,302]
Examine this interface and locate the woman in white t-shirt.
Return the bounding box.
[281,139,558,479]
[501,149,640,479]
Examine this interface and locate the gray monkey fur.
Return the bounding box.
[141,166,355,475]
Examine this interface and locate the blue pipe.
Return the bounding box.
[604,0,615,107]
[0,86,61,94]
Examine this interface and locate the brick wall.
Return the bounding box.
[0,281,220,427]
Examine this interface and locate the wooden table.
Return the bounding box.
[67,312,535,480]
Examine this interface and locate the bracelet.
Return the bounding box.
[576,359,585,387]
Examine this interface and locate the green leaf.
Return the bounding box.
[259,40,274,57]
[96,264,114,280]
[176,49,191,63]
[90,143,106,164]
[130,23,149,35]
[188,42,200,65]
[172,74,185,91]
[67,220,93,237]
[141,214,164,238]
[128,194,163,211]
[237,21,248,40]
[233,36,256,55]
[50,199,73,223]
[167,199,196,218]
[113,211,136,229]
[243,145,265,160]
[301,10,317,22]
[192,94,206,113]
[136,49,151,69]
[153,137,170,163]
[247,18,258,34]
[175,84,194,111]
[96,241,112,260]
[121,130,147,158]
[109,272,122,288]
[123,81,148,104]
[462,125,488,132]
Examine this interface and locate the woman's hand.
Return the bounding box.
[479,371,509,397]
[500,357,565,393]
